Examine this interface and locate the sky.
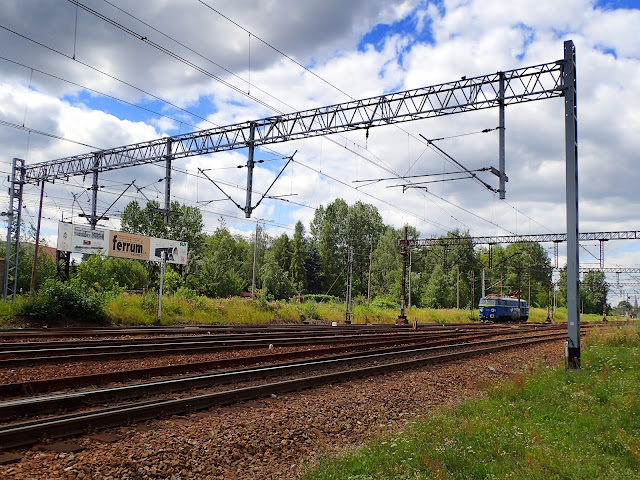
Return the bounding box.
[0,0,639,304]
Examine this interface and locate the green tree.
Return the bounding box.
[199,224,245,297]
[421,264,452,308]
[371,227,402,299]
[580,270,608,314]
[271,233,292,273]
[289,221,307,293]
[120,200,204,280]
[76,254,148,291]
[260,250,293,300]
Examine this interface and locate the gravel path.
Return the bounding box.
[0,340,564,479]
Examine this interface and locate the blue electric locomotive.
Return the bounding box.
[478,294,529,322]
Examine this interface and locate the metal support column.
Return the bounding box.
[599,240,606,269]
[408,249,412,310]
[345,246,353,324]
[563,40,580,368]
[3,158,25,300]
[29,180,45,292]
[244,123,256,218]
[90,154,99,230]
[553,241,560,269]
[164,138,173,224]
[56,250,71,282]
[488,244,493,269]
[398,227,408,324]
[498,72,506,199]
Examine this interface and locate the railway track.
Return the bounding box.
[0,330,568,451]
[0,324,560,367]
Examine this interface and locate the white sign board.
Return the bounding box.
[57,223,109,254]
[57,222,188,265]
[149,238,188,265]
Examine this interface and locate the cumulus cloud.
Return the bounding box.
[1,0,639,302]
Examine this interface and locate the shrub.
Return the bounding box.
[16,279,110,321]
[300,301,321,321]
[370,296,399,310]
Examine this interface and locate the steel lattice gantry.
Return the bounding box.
[5,41,580,366]
[21,60,563,182]
[408,230,640,247]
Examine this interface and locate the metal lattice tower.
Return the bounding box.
[3,158,25,300]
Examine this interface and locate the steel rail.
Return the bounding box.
[0,331,478,367]
[0,331,553,419]
[0,329,519,397]
[0,333,566,451]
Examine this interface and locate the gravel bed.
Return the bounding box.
[0,333,521,386]
[0,340,564,479]
[0,345,342,385]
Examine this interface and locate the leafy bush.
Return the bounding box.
[370,296,399,310]
[161,267,183,295]
[141,289,159,315]
[300,301,321,320]
[16,279,110,320]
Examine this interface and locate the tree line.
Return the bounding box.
[7,198,610,313]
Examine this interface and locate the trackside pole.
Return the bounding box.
[397,227,408,325]
[157,251,166,325]
[564,40,580,368]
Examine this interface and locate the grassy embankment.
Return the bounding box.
[0,291,612,326]
[301,322,640,480]
[104,294,608,326]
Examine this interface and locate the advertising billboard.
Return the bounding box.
[108,231,151,260]
[149,238,188,265]
[56,222,188,264]
[57,222,109,254]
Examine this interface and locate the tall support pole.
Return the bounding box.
[345,246,353,324]
[367,242,373,304]
[397,226,408,324]
[244,123,256,218]
[29,180,45,292]
[599,240,605,269]
[251,222,259,298]
[4,158,25,300]
[553,241,560,269]
[90,154,99,230]
[481,268,485,298]
[164,138,173,225]
[488,244,493,269]
[157,251,166,325]
[471,270,475,321]
[408,249,412,310]
[498,72,506,199]
[456,264,460,309]
[564,40,580,368]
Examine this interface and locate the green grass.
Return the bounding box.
[0,292,622,327]
[301,322,640,480]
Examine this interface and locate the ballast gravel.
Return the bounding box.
[0,340,564,479]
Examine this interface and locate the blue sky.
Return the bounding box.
[1,0,640,304]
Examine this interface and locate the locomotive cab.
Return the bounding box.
[479,294,529,322]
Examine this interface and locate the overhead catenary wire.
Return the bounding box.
[2,6,544,239]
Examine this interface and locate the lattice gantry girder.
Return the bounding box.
[409,231,640,247]
[22,61,564,182]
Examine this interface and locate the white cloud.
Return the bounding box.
[0,0,638,277]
